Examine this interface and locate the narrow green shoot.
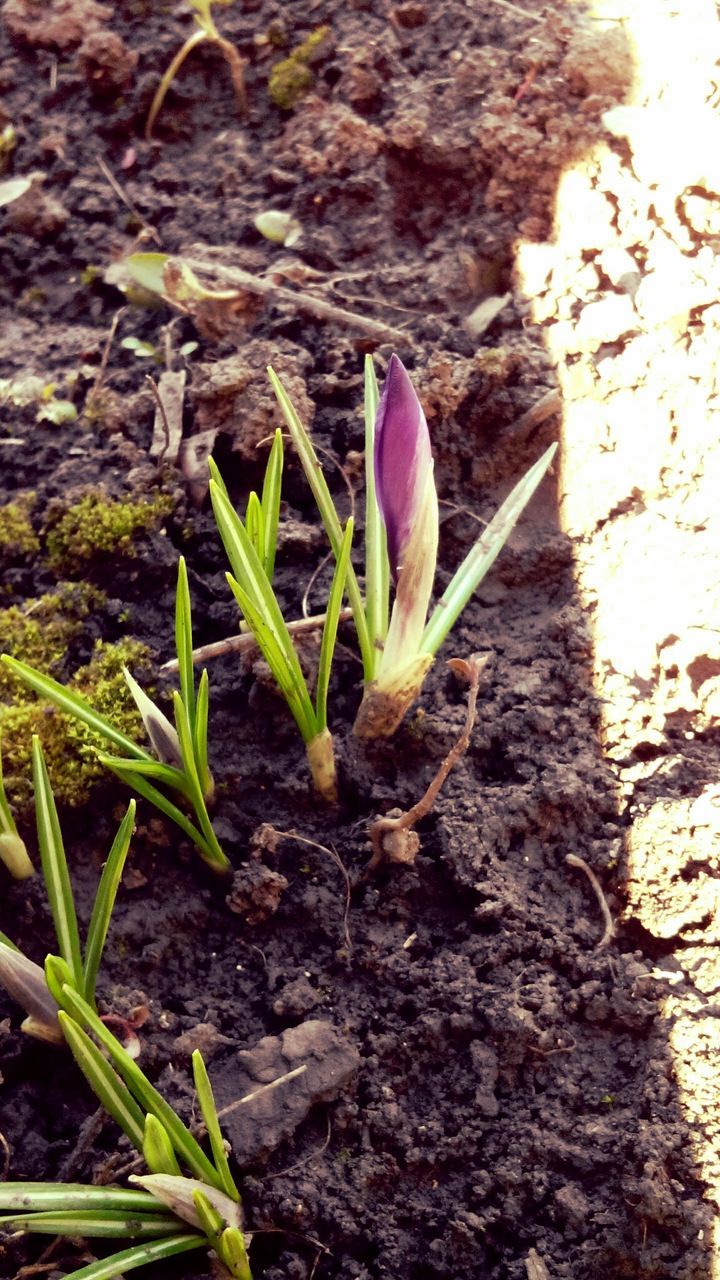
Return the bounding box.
[16,1234,205,1280]
[0,748,130,1039]
[267,366,374,680]
[260,427,283,581]
[192,1049,238,1201]
[59,1011,146,1151]
[82,801,135,1003]
[175,555,196,734]
[145,1,247,141]
[0,1209,187,1238]
[1,558,228,872]
[0,1185,174,1213]
[1,987,255,1277]
[362,354,388,677]
[57,989,224,1191]
[420,443,558,656]
[210,457,351,800]
[31,735,83,993]
[0,735,33,879]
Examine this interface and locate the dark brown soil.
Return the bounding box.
[1,2,718,1279]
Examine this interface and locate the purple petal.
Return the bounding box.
[374,355,433,582]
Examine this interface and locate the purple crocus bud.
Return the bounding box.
[373,355,438,684]
[375,354,435,584]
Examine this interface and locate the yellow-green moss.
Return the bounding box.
[268,25,330,110]
[0,584,103,701]
[45,490,174,572]
[1,637,149,808]
[0,492,39,559]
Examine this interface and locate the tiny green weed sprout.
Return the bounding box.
[0,735,33,879]
[0,984,251,1279]
[209,436,351,802]
[145,0,247,141]
[0,737,134,1043]
[270,357,558,737]
[1,560,228,872]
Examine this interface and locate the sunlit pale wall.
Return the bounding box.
[516,0,720,1262]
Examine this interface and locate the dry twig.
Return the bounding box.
[182,254,412,345]
[159,607,353,673]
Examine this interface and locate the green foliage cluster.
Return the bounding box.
[0,491,39,560]
[1,638,148,808]
[268,25,330,109]
[45,491,174,572]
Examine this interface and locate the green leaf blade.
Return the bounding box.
[1,658,153,763]
[0,1209,187,1238]
[267,366,374,678]
[32,738,83,992]
[175,557,196,732]
[0,1184,166,1214]
[315,518,353,733]
[192,1051,239,1202]
[260,428,283,580]
[35,1233,206,1280]
[83,801,135,1007]
[59,1012,147,1153]
[59,989,225,1192]
[226,576,315,741]
[421,444,558,656]
[193,669,212,801]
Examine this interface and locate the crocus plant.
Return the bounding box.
[1,560,229,872]
[0,737,135,1044]
[270,356,557,737]
[208,434,352,802]
[0,984,252,1280]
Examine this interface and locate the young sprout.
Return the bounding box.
[208,436,351,802]
[0,986,252,1278]
[270,356,557,737]
[0,738,135,1043]
[0,735,33,879]
[145,0,247,141]
[1,560,228,872]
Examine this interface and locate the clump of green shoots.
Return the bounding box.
[270,357,557,737]
[209,430,352,802]
[1,560,229,872]
[0,737,134,1044]
[0,982,252,1279]
[146,0,247,141]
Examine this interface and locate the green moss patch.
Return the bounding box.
[268,26,330,109]
[44,490,174,572]
[0,492,40,560]
[1,637,149,809]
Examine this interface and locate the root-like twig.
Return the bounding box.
[566,853,615,949]
[366,654,488,872]
[270,829,353,953]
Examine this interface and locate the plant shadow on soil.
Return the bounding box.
[0,1,716,1278]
